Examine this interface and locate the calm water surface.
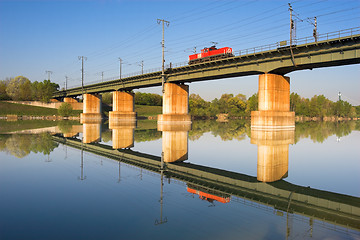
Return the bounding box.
[0,120,359,240]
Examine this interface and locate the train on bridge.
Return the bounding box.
[188,45,233,64]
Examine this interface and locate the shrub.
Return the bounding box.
[58,102,73,117]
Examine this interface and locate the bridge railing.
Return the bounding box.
[238,26,360,56]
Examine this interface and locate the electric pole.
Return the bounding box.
[65,76,68,90]
[78,56,87,97]
[101,71,104,82]
[288,3,295,46]
[139,60,144,74]
[157,18,170,93]
[312,17,318,42]
[45,70,53,81]
[118,58,123,79]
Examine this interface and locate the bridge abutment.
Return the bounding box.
[158,83,191,124]
[251,73,295,129]
[63,97,83,110]
[80,93,102,121]
[109,91,136,122]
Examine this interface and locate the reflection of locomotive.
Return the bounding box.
[187,184,231,204]
[188,46,234,65]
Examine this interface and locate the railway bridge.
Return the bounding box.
[53,27,360,128]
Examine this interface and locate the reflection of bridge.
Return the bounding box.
[53,135,360,231]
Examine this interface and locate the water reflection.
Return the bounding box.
[50,135,360,232]
[158,123,191,163]
[251,129,294,182]
[82,119,102,143]
[0,133,58,158]
[1,119,359,238]
[109,120,136,149]
[187,183,231,205]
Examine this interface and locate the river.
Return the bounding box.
[0,120,359,240]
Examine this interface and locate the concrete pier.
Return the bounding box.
[109,91,136,122]
[80,94,102,121]
[158,83,191,124]
[251,129,294,182]
[158,123,190,163]
[251,74,295,129]
[63,97,83,110]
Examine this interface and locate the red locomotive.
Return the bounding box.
[188,45,233,64]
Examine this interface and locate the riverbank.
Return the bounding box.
[1,101,358,122]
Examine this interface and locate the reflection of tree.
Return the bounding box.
[189,120,357,143]
[101,130,112,143]
[189,120,249,141]
[0,133,59,158]
[294,121,357,143]
[134,129,161,142]
[57,121,76,134]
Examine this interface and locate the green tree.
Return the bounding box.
[227,94,246,116]
[135,92,162,106]
[6,76,32,100]
[245,93,258,115]
[41,80,59,102]
[290,92,300,112]
[0,79,11,100]
[189,94,210,117]
[102,92,113,105]
[58,102,73,117]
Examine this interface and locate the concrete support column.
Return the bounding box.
[109,91,136,122]
[251,129,294,182]
[80,94,102,121]
[251,73,295,129]
[64,97,78,103]
[109,121,136,149]
[158,83,191,124]
[63,97,83,111]
[158,123,190,163]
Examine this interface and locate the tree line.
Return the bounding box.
[1,76,358,118]
[189,93,360,118]
[0,76,59,102]
[102,92,162,106]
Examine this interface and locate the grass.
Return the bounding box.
[0,101,81,117]
[135,105,162,117]
[0,101,160,118]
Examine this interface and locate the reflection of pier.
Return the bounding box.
[53,135,360,230]
[109,120,136,149]
[251,129,294,182]
[158,123,190,163]
[81,119,102,143]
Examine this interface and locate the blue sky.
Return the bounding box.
[0,0,359,104]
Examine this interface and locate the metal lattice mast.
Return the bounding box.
[157,19,170,93]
